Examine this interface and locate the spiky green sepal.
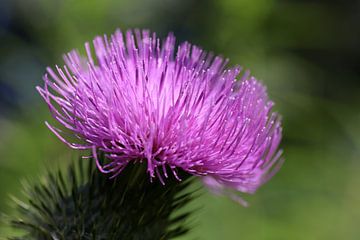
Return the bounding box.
[10,157,195,240]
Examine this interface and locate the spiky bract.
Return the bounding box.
[10,157,194,240]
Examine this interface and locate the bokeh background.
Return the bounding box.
[0,0,359,239]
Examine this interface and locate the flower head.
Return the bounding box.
[37,29,282,195]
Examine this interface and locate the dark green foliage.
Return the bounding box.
[10,157,195,240]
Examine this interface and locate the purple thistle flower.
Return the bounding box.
[37,29,283,196]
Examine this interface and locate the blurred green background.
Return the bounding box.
[0,0,359,239]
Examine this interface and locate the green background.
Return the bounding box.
[0,0,359,239]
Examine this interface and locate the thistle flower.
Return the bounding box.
[37,29,282,195]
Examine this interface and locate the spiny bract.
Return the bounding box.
[10,157,194,240]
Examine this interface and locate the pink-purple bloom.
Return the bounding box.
[37,29,282,195]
